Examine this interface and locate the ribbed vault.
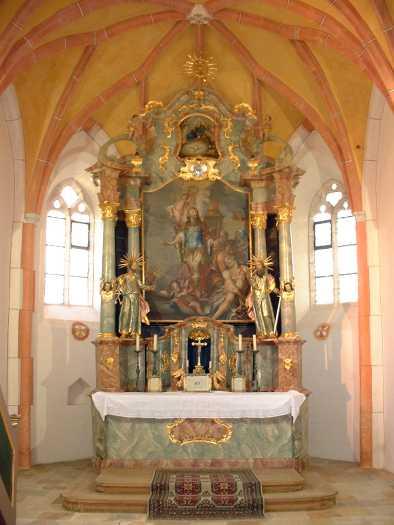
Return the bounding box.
[0,0,392,212]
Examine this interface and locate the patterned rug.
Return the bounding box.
[148,469,264,520]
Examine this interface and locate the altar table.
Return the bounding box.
[92,391,306,422]
[91,391,309,472]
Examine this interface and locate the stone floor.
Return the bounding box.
[16,458,394,524]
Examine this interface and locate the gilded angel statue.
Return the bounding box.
[246,255,278,337]
[116,255,152,337]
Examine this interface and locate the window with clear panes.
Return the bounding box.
[311,181,358,305]
[44,183,92,306]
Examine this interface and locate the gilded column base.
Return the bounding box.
[276,335,305,392]
[94,336,128,392]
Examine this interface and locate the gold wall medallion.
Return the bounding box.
[167,418,232,445]
[283,357,293,371]
[314,322,330,340]
[71,321,90,341]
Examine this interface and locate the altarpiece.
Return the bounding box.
[87,66,309,471]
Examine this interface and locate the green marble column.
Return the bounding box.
[277,206,296,336]
[251,210,267,258]
[100,202,119,335]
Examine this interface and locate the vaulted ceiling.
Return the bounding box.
[0,0,393,212]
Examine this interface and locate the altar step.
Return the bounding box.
[62,468,337,513]
[95,467,305,494]
[63,483,337,513]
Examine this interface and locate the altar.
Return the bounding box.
[87,72,309,478]
[91,391,308,471]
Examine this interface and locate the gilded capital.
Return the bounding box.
[100,201,119,220]
[250,210,267,230]
[124,208,142,228]
[275,205,293,224]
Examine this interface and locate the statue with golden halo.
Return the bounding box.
[116,255,151,337]
[246,256,277,337]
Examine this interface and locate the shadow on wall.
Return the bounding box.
[299,303,359,462]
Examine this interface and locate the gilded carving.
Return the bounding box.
[164,116,176,138]
[184,54,218,85]
[161,353,170,372]
[167,418,232,445]
[159,144,170,171]
[144,100,164,113]
[124,209,142,228]
[228,144,240,169]
[179,159,220,181]
[281,280,295,302]
[233,102,256,119]
[100,201,119,220]
[250,210,267,230]
[283,358,293,371]
[221,117,233,139]
[275,205,293,224]
[314,322,330,340]
[172,368,185,390]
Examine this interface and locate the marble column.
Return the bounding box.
[277,205,296,336]
[99,202,118,336]
[124,208,142,259]
[250,210,267,258]
[124,208,144,391]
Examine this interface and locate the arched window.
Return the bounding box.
[44,183,93,306]
[310,181,358,305]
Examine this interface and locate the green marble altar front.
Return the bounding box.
[91,399,308,471]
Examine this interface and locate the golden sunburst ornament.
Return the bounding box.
[118,254,144,270]
[184,54,217,85]
[248,255,274,274]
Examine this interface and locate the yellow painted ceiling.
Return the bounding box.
[0,0,392,211]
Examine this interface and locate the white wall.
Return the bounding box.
[374,96,394,472]
[291,129,360,462]
[31,128,104,464]
[0,86,25,414]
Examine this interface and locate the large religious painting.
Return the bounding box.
[143,179,250,321]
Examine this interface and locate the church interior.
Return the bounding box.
[0,1,393,524]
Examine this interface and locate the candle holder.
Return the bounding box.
[231,344,246,392]
[148,337,162,392]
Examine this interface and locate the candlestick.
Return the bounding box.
[153,334,158,351]
[253,334,257,351]
[136,334,140,352]
[238,334,242,351]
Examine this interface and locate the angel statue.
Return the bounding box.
[116,255,152,337]
[246,255,278,337]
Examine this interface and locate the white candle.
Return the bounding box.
[253,334,257,351]
[238,334,242,351]
[153,334,158,351]
[136,334,140,351]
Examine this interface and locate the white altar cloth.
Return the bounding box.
[92,390,306,423]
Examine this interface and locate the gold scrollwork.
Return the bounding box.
[167,418,233,445]
[159,144,170,171]
[250,210,267,230]
[171,368,185,390]
[283,358,293,371]
[228,144,240,169]
[161,353,170,372]
[124,208,142,228]
[233,102,256,119]
[222,117,233,139]
[164,116,176,138]
[105,357,114,369]
[100,201,119,220]
[144,100,163,112]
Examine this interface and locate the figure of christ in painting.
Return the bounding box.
[212,254,249,320]
[116,256,152,337]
